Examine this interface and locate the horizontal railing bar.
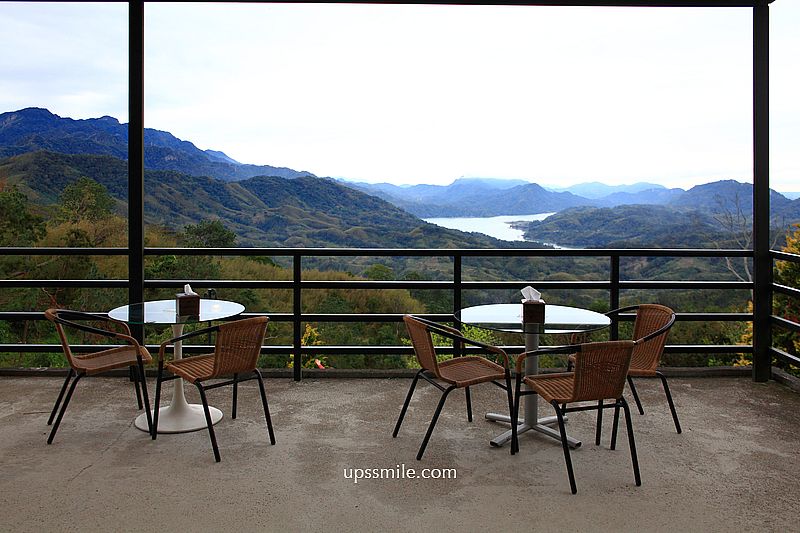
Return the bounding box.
[0,280,129,288]
[770,315,800,333]
[770,347,800,366]
[771,250,800,263]
[0,343,751,355]
[663,345,753,353]
[0,247,127,256]
[0,311,751,323]
[0,311,752,323]
[0,246,755,259]
[772,283,800,299]
[0,279,754,290]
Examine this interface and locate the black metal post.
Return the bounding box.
[610,254,620,340]
[752,0,771,382]
[453,253,462,320]
[128,0,145,343]
[293,253,302,381]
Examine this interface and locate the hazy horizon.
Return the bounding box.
[1,2,798,191]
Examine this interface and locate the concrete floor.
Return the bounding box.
[1,375,798,533]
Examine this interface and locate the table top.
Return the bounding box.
[456,303,610,334]
[107,299,245,325]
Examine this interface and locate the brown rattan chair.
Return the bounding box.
[568,304,679,433]
[513,340,639,494]
[393,315,513,460]
[44,308,153,444]
[152,316,274,462]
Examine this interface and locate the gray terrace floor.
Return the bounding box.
[1,374,799,532]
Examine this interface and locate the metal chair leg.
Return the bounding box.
[416,386,455,461]
[465,386,472,422]
[48,369,74,425]
[254,369,276,445]
[131,365,143,409]
[595,400,605,445]
[197,383,221,462]
[511,375,523,455]
[504,371,514,443]
[393,370,422,437]
[657,371,682,433]
[137,357,152,434]
[611,403,621,450]
[621,398,642,486]
[152,360,164,439]
[552,400,577,494]
[627,375,645,415]
[47,372,83,444]
[232,373,239,420]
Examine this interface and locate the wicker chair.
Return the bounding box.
[152,316,274,462]
[513,340,639,494]
[44,308,153,444]
[568,305,679,433]
[394,315,513,460]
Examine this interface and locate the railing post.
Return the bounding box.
[128,0,145,343]
[293,253,302,381]
[453,253,462,322]
[752,0,771,382]
[453,253,463,357]
[610,254,620,340]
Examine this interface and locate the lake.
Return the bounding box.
[424,213,555,242]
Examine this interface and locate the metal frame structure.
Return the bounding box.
[0,0,784,382]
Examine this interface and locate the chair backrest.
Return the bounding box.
[630,304,675,372]
[403,315,441,377]
[45,308,128,370]
[45,308,79,370]
[571,340,635,402]
[211,316,269,377]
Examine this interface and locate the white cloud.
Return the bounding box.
[1,2,798,191]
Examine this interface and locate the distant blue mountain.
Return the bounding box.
[0,107,314,182]
[547,181,666,199]
[346,178,592,217]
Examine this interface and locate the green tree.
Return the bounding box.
[0,187,46,246]
[59,177,115,222]
[180,219,236,248]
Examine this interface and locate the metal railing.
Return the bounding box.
[0,246,756,380]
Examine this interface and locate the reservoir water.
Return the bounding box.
[424,213,555,242]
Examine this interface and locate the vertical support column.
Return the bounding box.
[293,253,302,381]
[610,254,620,341]
[453,253,462,321]
[128,0,145,343]
[752,1,771,382]
[453,253,463,357]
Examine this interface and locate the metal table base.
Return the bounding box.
[487,329,582,449]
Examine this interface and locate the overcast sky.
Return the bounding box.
[1,2,798,191]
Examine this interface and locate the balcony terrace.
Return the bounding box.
[1,1,797,531]
[1,374,798,532]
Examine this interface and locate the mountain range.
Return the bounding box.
[0,108,313,182]
[2,106,797,250]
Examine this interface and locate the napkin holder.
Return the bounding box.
[522,300,545,325]
[176,292,200,317]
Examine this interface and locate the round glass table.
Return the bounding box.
[457,303,610,448]
[108,299,245,433]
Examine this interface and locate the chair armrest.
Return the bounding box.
[514,345,578,374]
[410,315,511,368]
[157,324,220,363]
[604,305,640,318]
[51,310,136,343]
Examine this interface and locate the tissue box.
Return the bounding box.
[522,300,545,324]
[176,292,200,317]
